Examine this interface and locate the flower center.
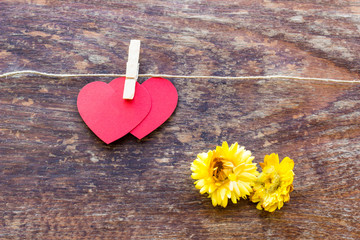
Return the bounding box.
[211,157,232,182]
[260,166,281,193]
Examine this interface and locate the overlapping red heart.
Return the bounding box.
[77,77,178,144]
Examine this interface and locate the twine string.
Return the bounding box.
[0,70,359,84]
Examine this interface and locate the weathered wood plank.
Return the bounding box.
[1,0,360,239]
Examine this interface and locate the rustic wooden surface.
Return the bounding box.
[1,0,360,239]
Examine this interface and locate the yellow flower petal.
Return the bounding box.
[237,172,258,182]
[237,181,250,196]
[264,153,279,168]
[231,193,237,204]
[221,197,228,207]
[211,195,217,207]
[220,188,227,200]
[200,185,208,194]
[278,157,294,174]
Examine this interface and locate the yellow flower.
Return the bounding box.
[250,153,294,212]
[191,142,259,207]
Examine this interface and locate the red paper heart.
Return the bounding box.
[77,77,151,144]
[128,77,178,139]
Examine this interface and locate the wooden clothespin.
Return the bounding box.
[123,40,141,99]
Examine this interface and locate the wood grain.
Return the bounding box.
[1,0,360,239]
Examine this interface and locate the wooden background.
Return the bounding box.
[1,0,360,239]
